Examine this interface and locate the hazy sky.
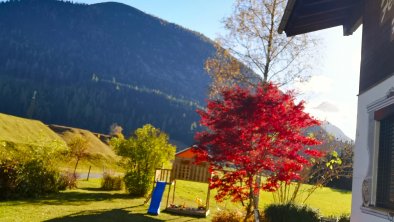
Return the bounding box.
[77,0,362,139]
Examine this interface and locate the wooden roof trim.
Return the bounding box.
[343,0,363,36]
[175,147,192,156]
[298,1,358,18]
[294,10,347,25]
[278,0,296,34]
[279,0,363,36]
[286,20,343,36]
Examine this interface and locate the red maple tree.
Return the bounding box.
[194,83,322,218]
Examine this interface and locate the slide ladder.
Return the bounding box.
[147,181,167,215]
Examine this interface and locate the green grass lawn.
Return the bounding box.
[0,179,206,222]
[0,179,351,221]
[167,180,351,217]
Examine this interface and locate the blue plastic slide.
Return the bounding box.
[147,181,167,215]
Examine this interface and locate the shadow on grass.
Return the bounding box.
[44,207,165,222]
[325,187,352,194]
[80,187,105,192]
[3,190,137,206]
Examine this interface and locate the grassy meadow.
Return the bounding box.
[0,179,351,222]
[0,113,120,174]
[0,113,66,147]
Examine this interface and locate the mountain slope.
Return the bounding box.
[0,112,120,172]
[0,112,66,147]
[0,0,350,150]
[0,0,215,148]
[48,124,117,159]
[321,121,352,142]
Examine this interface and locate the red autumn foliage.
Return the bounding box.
[194,83,322,205]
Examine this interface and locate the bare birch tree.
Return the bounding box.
[206,0,318,95]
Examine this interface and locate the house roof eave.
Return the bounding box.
[278,0,363,37]
[278,0,296,35]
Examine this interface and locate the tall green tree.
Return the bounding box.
[111,124,176,196]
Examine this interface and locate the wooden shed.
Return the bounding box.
[155,147,211,217]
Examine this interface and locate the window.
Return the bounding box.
[361,89,394,216]
[376,110,394,209]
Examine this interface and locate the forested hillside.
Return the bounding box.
[0,0,215,147]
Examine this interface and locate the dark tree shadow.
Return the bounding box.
[79,187,104,192]
[3,191,136,206]
[330,188,352,194]
[45,192,133,205]
[4,191,204,221]
[44,207,165,222]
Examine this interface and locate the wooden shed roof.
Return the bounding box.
[279,0,364,36]
[175,147,196,159]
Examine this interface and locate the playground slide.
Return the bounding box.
[147,181,167,215]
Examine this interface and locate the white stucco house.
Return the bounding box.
[279,0,394,221]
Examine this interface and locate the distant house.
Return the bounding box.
[280,0,394,221]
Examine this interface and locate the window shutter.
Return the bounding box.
[376,114,394,208]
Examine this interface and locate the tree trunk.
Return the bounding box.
[263,0,278,83]
[245,176,257,222]
[73,158,80,177]
[254,175,261,222]
[245,201,253,222]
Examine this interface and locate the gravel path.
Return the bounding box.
[77,172,124,179]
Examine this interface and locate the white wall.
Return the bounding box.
[351,75,394,222]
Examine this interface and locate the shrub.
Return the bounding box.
[101,173,122,190]
[0,160,19,199]
[338,214,351,222]
[321,214,350,222]
[0,159,62,199]
[212,209,245,222]
[15,159,61,197]
[123,171,151,196]
[57,172,78,190]
[320,216,338,222]
[264,203,320,222]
